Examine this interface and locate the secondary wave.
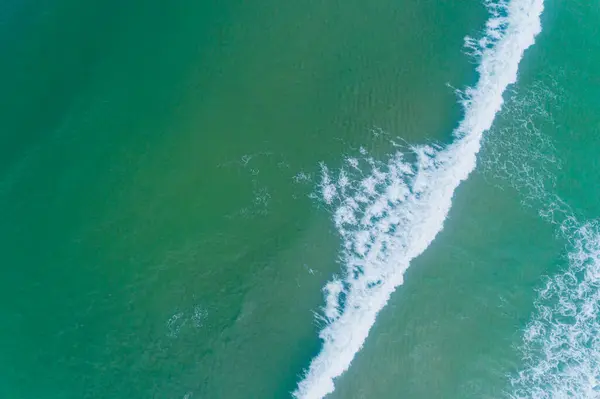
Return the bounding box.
[511,219,600,398]
[293,1,545,398]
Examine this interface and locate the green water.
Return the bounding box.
[1,0,599,398]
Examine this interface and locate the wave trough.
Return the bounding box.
[294,1,545,398]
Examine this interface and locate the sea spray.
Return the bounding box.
[293,0,545,398]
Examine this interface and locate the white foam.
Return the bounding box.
[511,221,600,398]
[293,1,545,398]
[320,163,338,205]
[293,0,543,399]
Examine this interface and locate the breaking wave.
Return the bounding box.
[293,1,545,398]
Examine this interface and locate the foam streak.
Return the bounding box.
[294,1,544,398]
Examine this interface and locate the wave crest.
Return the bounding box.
[294,1,545,398]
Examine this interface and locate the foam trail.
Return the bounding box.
[293,1,545,398]
[477,75,600,397]
[511,220,600,398]
[484,83,600,398]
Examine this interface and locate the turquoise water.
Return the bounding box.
[1,0,599,398]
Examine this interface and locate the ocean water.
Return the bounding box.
[1,0,599,398]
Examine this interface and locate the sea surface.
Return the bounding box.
[1,0,599,398]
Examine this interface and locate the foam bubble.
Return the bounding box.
[294,1,545,397]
